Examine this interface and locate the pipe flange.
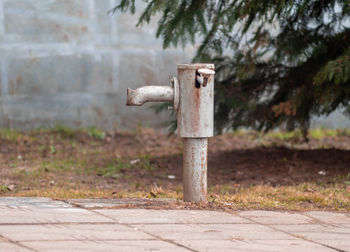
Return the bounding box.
[171,77,180,111]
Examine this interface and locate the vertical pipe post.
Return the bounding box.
[126,63,215,203]
[177,64,214,202]
[183,138,208,202]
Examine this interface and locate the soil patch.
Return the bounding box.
[0,128,349,210]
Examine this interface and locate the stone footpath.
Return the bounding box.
[0,197,349,252]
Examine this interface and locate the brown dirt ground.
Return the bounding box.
[0,128,349,195]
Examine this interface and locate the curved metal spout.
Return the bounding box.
[126,86,174,106]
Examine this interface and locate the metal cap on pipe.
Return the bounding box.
[177,63,214,70]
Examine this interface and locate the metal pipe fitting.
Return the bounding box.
[126,86,174,106]
[126,63,215,203]
[183,138,208,202]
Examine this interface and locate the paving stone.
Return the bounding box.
[0,224,153,242]
[0,206,112,224]
[271,224,350,251]
[175,239,335,252]
[20,240,188,252]
[67,198,175,209]
[314,240,350,251]
[305,211,350,224]
[238,210,314,224]
[0,197,72,208]
[0,242,30,251]
[0,198,349,251]
[174,239,241,252]
[271,224,350,239]
[132,223,294,240]
[96,209,251,224]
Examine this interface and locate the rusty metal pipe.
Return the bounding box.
[125,63,215,203]
[126,86,174,106]
[177,64,214,202]
[183,138,208,202]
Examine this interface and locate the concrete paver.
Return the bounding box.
[238,210,314,224]
[96,209,251,224]
[0,197,349,252]
[67,198,174,209]
[0,224,154,242]
[133,223,294,240]
[271,224,350,251]
[315,240,350,252]
[0,197,112,224]
[0,197,72,208]
[175,239,335,252]
[21,240,188,252]
[0,242,30,252]
[0,207,112,224]
[305,211,350,224]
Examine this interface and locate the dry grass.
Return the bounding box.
[7,183,350,211]
[210,183,350,211]
[1,127,349,211]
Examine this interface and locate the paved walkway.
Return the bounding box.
[0,198,349,252]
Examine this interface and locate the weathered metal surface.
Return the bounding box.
[177,63,214,70]
[171,77,180,110]
[183,138,208,202]
[126,86,174,106]
[126,63,215,203]
[197,68,215,87]
[177,63,215,138]
[197,68,215,77]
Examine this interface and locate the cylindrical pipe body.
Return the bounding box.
[183,138,208,202]
[125,63,215,203]
[177,63,214,202]
[177,64,214,138]
[126,86,174,106]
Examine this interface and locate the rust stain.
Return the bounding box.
[193,70,201,133]
[81,26,88,32]
[200,148,207,198]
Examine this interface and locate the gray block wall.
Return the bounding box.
[0,0,193,131]
[0,0,348,131]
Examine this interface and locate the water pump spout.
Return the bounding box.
[126,86,174,106]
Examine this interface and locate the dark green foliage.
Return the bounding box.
[112,0,350,137]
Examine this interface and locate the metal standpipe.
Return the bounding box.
[126,63,215,202]
[183,138,208,202]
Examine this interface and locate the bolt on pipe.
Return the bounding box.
[126,63,215,202]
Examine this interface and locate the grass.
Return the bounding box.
[51,125,77,139]
[210,183,350,211]
[92,159,131,178]
[0,184,10,194]
[7,183,350,211]
[0,128,34,143]
[1,126,349,211]
[231,127,350,142]
[84,127,106,140]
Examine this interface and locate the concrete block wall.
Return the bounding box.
[0,0,192,131]
[0,0,348,131]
